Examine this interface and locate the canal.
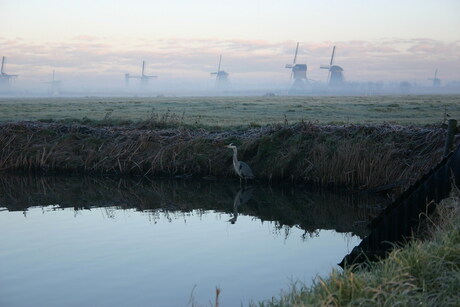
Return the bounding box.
[0,175,385,306]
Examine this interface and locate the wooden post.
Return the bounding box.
[443,119,457,157]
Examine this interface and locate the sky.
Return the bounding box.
[1,0,459,91]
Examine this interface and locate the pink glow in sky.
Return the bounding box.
[1,0,459,89]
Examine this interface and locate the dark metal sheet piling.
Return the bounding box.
[340,142,460,267]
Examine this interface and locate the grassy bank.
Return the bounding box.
[255,193,460,306]
[0,120,454,192]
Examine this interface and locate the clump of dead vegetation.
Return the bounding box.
[0,120,454,193]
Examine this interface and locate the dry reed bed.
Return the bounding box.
[0,121,452,192]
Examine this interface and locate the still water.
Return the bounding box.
[0,175,384,307]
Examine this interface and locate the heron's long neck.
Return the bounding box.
[232,148,239,166]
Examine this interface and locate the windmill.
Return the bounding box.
[210,55,229,89]
[428,69,441,87]
[285,42,308,92]
[320,46,344,86]
[0,56,19,88]
[125,61,158,86]
[45,70,61,95]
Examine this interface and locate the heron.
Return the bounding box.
[225,143,255,184]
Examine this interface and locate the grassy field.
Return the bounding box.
[0,95,459,126]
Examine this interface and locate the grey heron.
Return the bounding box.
[225,143,255,184]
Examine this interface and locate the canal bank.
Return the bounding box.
[1,121,457,196]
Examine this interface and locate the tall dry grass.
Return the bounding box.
[0,121,453,192]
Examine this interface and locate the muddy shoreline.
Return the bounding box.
[0,121,457,196]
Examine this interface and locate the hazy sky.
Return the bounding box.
[1,0,459,89]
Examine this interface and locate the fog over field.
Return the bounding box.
[1,1,459,97]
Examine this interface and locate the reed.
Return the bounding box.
[0,121,453,193]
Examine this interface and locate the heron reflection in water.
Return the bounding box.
[228,187,254,224]
[225,143,255,185]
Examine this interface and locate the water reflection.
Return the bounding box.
[228,187,254,224]
[0,174,387,307]
[0,174,385,238]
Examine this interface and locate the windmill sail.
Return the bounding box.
[210,55,229,89]
[125,60,158,87]
[285,43,309,93]
[0,56,19,88]
[320,46,344,86]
